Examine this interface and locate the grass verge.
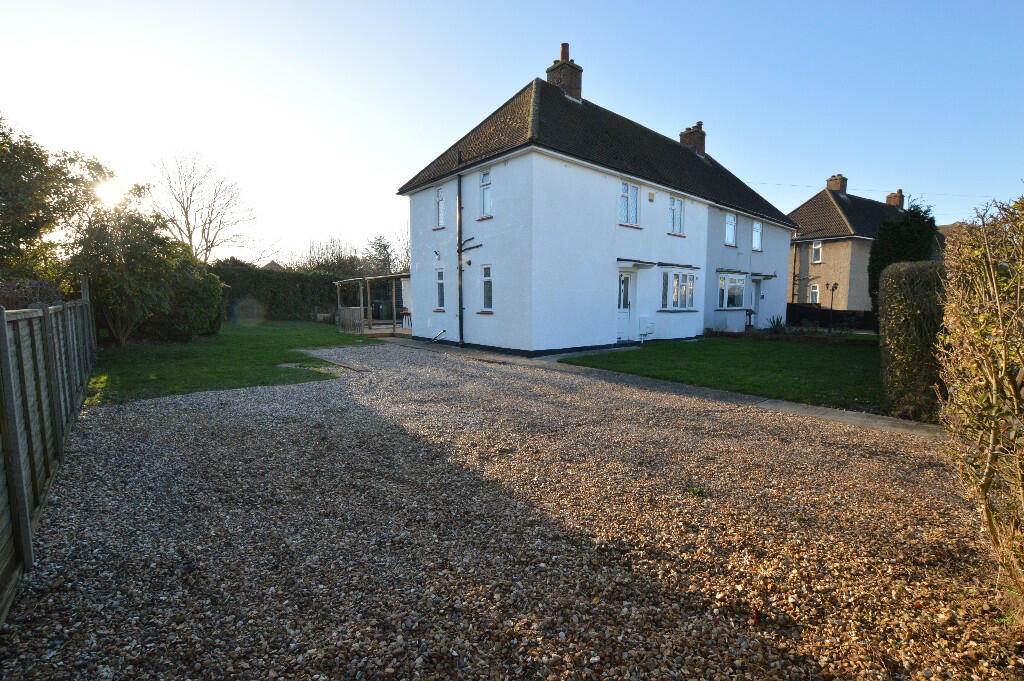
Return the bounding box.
[87,321,373,405]
[560,337,884,412]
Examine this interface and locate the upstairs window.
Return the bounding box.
[668,197,684,234]
[435,188,446,227]
[480,171,492,217]
[752,221,763,251]
[436,269,445,309]
[718,275,745,309]
[662,271,695,309]
[725,214,737,246]
[619,182,639,225]
[811,240,823,263]
[482,265,493,310]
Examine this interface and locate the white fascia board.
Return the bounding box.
[400,145,797,232]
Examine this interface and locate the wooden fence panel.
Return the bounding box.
[0,280,94,624]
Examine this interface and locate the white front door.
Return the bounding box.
[617,271,635,341]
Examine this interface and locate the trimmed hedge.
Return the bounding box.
[878,261,944,421]
[211,259,336,322]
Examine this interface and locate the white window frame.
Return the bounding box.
[752,221,763,251]
[661,270,695,309]
[718,274,746,309]
[668,196,684,235]
[435,269,445,310]
[809,284,819,304]
[481,264,492,310]
[435,187,446,228]
[618,272,631,310]
[480,171,492,218]
[619,182,639,226]
[811,240,822,263]
[725,213,737,246]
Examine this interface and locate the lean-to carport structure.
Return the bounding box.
[334,272,411,337]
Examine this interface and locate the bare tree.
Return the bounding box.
[155,155,251,263]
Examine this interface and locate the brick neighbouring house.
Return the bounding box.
[787,174,905,312]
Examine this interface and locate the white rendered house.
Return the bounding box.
[398,45,795,354]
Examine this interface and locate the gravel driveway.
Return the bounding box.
[0,342,1018,680]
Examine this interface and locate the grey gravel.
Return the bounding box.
[0,342,1019,680]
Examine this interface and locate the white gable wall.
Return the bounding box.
[409,154,534,350]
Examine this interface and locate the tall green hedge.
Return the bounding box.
[878,261,944,421]
[211,258,337,322]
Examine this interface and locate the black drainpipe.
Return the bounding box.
[456,150,465,346]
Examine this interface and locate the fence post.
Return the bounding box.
[80,275,96,352]
[0,308,34,570]
[35,306,66,465]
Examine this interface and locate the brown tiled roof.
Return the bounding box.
[788,189,904,242]
[398,78,796,228]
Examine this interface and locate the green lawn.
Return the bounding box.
[561,337,884,412]
[87,321,372,405]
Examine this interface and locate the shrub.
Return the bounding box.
[139,248,222,342]
[211,258,337,321]
[68,194,180,345]
[868,204,939,327]
[878,260,944,421]
[938,199,1024,612]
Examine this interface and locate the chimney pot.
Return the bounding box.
[545,42,583,99]
[679,121,706,156]
[826,174,848,194]
[886,188,905,209]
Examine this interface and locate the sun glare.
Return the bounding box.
[94,181,124,206]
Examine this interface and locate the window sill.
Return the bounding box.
[656,308,699,313]
[432,226,446,231]
[476,310,493,315]
[475,215,493,222]
[752,248,763,253]
[666,232,686,238]
[618,223,643,230]
[433,308,445,313]
[715,307,747,312]
[724,243,738,248]
[811,261,823,264]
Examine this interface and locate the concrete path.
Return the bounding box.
[375,336,944,440]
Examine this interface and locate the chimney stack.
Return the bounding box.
[826,174,848,194]
[546,42,583,100]
[886,188,904,209]
[679,121,706,156]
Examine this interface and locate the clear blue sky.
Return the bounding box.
[2,0,1021,260]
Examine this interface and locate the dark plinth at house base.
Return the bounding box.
[409,336,700,358]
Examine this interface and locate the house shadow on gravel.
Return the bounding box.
[0,378,824,680]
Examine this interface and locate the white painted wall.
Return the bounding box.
[407,146,790,352]
[530,151,708,350]
[703,207,791,332]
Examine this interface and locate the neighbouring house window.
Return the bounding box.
[435,188,446,227]
[436,269,445,309]
[480,171,492,217]
[482,265,492,310]
[811,240,822,263]
[668,197,684,234]
[619,182,639,225]
[752,221,763,251]
[662,271,696,308]
[718,274,745,309]
[725,214,737,246]
[810,284,819,304]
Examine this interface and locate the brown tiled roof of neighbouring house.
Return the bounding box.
[788,188,905,242]
[398,78,796,228]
